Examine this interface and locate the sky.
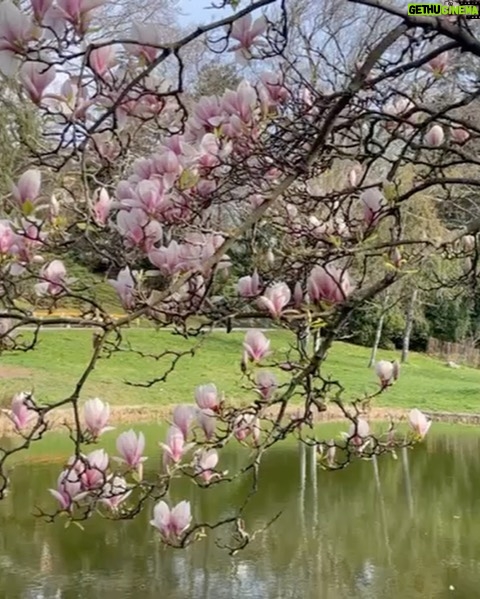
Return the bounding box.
[176,0,233,25]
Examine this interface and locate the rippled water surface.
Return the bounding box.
[1,427,480,598]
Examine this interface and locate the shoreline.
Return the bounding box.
[1,404,480,438]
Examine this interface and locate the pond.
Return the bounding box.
[1,425,480,598]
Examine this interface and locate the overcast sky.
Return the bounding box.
[177,0,232,24]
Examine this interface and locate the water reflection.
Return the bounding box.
[1,429,480,598]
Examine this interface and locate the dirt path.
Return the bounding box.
[1,403,479,438]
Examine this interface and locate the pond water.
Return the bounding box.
[1,427,480,599]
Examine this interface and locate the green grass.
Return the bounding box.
[0,329,480,412]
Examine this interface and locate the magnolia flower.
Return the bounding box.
[100,475,131,511]
[49,469,86,511]
[56,0,105,34]
[12,169,42,208]
[237,271,260,297]
[83,398,112,438]
[108,267,136,310]
[194,448,219,483]
[361,188,385,228]
[408,408,432,440]
[172,404,195,439]
[160,425,194,467]
[255,371,277,401]
[196,408,216,440]
[0,221,15,254]
[228,12,267,64]
[425,125,444,147]
[375,360,400,388]
[80,449,109,490]
[307,265,353,305]
[35,260,68,296]
[150,500,192,541]
[346,418,370,447]
[115,430,147,469]
[125,22,161,63]
[233,413,261,445]
[0,1,36,76]
[30,0,53,22]
[257,282,291,318]
[293,282,303,308]
[20,62,56,104]
[89,43,115,76]
[194,383,219,411]
[92,187,112,225]
[243,329,271,362]
[5,392,34,431]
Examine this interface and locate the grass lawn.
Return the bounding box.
[0,329,479,413]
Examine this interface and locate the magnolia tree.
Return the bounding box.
[0,0,478,551]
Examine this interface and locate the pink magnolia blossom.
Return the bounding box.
[408,408,432,440]
[233,413,261,445]
[83,397,113,438]
[116,209,162,252]
[259,72,289,110]
[375,360,400,388]
[361,188,385,228]
[20,62,56,104]
[35,260,67,296]
[0,1,35,76]
[115,430,147,469]
[228,12,267,64]
[255,371,277,401]
[450,126,470,144]
[30,0,53,21]
[307,265,353,305]
[125,22,161,63]
[172,404,195,439]
[160,425,194,467]
[108,267,136,310]
[195,383,219,411]
[293,282,303,308]
[194,448,219,483]
[257,282,291,318]
[425,125,444,147]
[100,475,131,512]
[243,329,271,363]
[0,221,15,254]
[150,500,192,541]
[196,408,216,440]
[426,51,449,75]
[148,241,184,276]
[56,77,91,120]
[12,169,42,208]
[89,43,115,77]
[6,392,34,431]
[49,469,86,511]
[93,187,112,225]
[80,449,109,490]
[346,418,370,447]
[56,0,105,34]
[237,271,260,297]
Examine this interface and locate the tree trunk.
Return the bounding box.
[401,288,418,363]
[368,292,390,367]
